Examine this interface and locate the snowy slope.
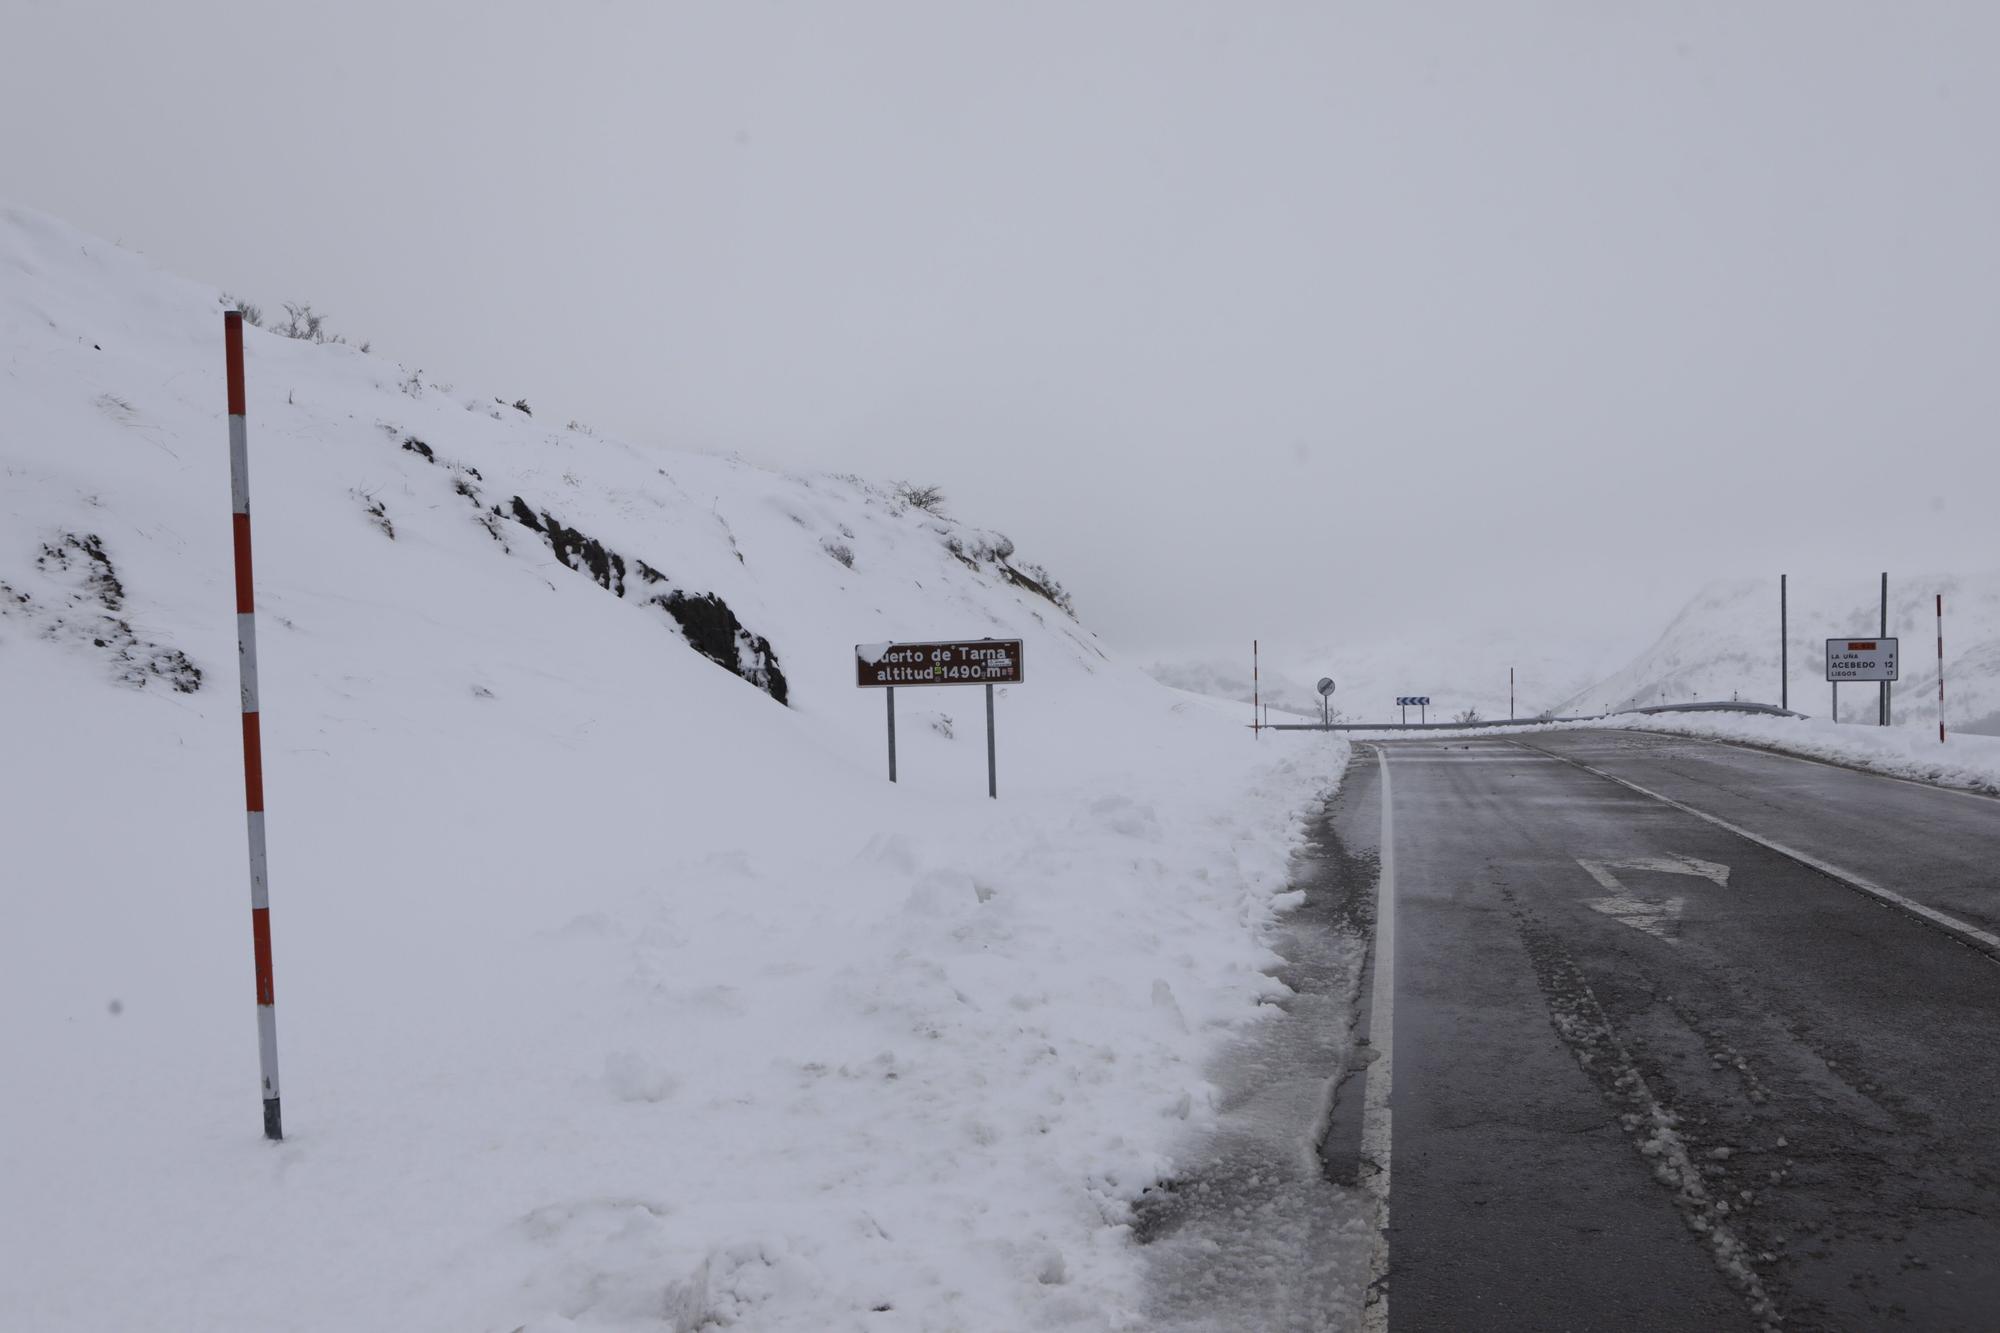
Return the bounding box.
[0,206,1348,1332]
[1559,574,2000,733]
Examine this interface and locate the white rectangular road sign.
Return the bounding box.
[1825,638,1898,682]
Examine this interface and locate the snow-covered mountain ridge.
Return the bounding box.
[1559,574,2000,734]
[0,206,1346,1332]
[1147,573,2000,740]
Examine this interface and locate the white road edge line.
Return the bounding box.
[1360,744,1397,1333]
[1511,741,2000,964]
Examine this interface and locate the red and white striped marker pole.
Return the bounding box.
[1937,593,1947,745]
[225,311,283,1141]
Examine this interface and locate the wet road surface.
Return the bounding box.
[1380,730,2000,1332]
[1147,729,2000,1331]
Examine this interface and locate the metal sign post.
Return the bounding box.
[985,683,997,798]
[1937,594,1947,744]
[856,639,1023,798]
[1396,696,1431,725]
[1880,572,1890,726]
[1826,637,1897,733]
[885,686,897,781]
[1316,677,1335,728]
[1253,640,1261,736]
[1780,575,1788,712]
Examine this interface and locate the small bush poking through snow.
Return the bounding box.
[896,482,947,515]
[1002,558,1075,616]
[221,294,263,327]
[945,532,1016,565]
[822,539,856,569]
[353,489,395,540]
[277,301,344,345]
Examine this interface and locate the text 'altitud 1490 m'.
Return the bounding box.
[854,639,1024,687]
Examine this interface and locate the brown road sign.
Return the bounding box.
[855,639,1024,687]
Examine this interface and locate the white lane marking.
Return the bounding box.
[1517,742,2000,964]
[1575,856,1727,942]
[1577,863,1686,939]
[1360,745,1397,1333]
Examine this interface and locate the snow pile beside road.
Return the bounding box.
[1603,713,2000,797]
[0,205,1349,1331]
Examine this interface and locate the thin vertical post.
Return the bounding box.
[1833,681,1839,724]
[1253,640,1260,735]
[1880,571,1890,726]
[225,311,282,1142]
[1509,667,1515,720]
[985,683,997,799]
[1938,593,1947,744]
[886,686,898,782]
[1780,575,1788,711]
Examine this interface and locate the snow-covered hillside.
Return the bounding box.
[1560,575,2000,734]
[0,206,1347,1332]
[1146,574,2000,740]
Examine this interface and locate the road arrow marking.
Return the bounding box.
[1575,855,1730,942]
[1517,738,2000,964]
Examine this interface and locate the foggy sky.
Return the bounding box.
[5,1,1996,659]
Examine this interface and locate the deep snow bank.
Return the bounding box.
[1598,712,2000,797]
[0,206,1349,1331]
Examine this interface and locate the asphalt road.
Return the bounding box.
[1369,729,2000,1332]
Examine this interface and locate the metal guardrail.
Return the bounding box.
[1264,701,1802,732]
[1622,701,1799,717]
[1266,716,1593,732]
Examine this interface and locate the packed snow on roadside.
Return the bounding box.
[1600,712,2000,796]
[0,205,1350,1332]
